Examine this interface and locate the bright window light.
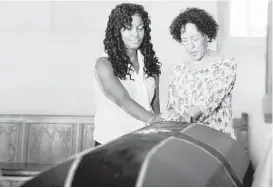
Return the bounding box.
[230,0,268,37]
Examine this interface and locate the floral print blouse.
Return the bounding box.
[166,56,237,139]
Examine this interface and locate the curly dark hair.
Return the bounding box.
[103,3,161,80]
[170,7,219,43]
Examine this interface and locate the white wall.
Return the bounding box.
[217,1,272,168]
[0,2,109,115]
[0,1,217,115]
[221,38,271,168]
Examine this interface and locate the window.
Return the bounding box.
[230,0,268,37]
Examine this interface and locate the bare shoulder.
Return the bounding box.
[95,57,114,77]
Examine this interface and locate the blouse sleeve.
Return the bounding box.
[166,66,178,110]
[198,57,237,120]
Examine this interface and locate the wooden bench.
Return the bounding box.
[0,163,51,187]
[0,114,95,187]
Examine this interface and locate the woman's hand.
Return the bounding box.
[161,110,181,122]
[187,106,202,122]
[148,113,164,124]
[180,113,192,123]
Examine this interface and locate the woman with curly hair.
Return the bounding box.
[93,3,162,145]
[162,7,238,139]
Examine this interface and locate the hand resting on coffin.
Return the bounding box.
[160,109,182,122]
[160,106,202,123]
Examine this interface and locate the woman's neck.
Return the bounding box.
[186,50,220,69]
[126,49,139,71]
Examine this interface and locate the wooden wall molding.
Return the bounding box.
[0,114,94,164]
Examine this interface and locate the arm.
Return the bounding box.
[151,74,160,114]
[186,58,237,122]
[95,57,155,123]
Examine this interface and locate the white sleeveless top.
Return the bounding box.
[93,50,156,144]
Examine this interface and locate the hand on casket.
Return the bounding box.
[148,113,164,124]
[160,110,182,122]
[148,110,182,125]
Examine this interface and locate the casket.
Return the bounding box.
[22,122,249,187]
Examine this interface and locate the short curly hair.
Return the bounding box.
[170,7,219,43]
[103,3,161,80]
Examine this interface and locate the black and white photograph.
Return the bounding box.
[0,0,272,187]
